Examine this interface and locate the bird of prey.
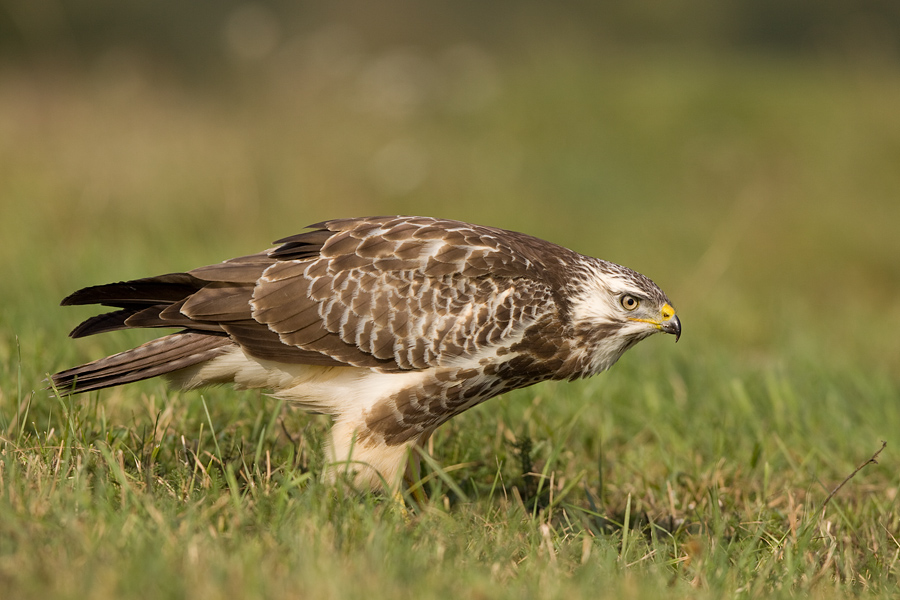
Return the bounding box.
[52,216,681,490]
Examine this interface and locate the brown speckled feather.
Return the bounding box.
[248,217,573,370]
[53,217,583,386]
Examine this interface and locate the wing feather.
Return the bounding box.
[180,283,254,321]
[61,216,579,376]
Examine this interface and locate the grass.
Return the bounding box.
[2,38,900,598]
[4,351,898,599]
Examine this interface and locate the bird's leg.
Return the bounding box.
[404,429,435,506]
[387,438,430,522]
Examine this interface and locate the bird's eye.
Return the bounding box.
[620,295,640,311]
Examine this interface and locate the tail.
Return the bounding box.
[52,273,237,394]
[52,331,234,394]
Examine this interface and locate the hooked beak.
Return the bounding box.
[627,303,682,342]
[661,314,681,342]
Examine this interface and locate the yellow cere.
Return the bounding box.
[661,303,675,321]
[627,303,676,328]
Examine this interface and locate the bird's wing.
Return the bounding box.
[195,216,566,370]
[63,216,574,372]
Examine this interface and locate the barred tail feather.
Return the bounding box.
[51,331,234,394]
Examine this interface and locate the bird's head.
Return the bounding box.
[569,260,681,374]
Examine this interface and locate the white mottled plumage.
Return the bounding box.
[53,216,680,490]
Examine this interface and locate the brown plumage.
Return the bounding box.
[53,216,681,489]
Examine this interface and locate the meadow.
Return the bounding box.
[2,24,900,599]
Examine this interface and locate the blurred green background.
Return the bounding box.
[2,4,900,597]
[1,0,899,392]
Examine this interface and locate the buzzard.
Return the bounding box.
[52,216,681,489]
